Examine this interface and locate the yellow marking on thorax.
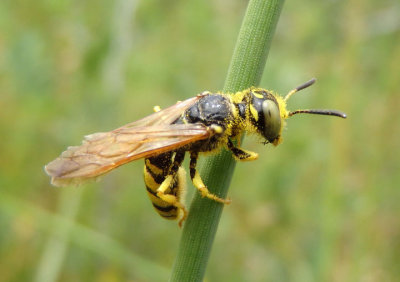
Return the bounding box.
[231,90,247,104]
[228,95,239,119]
[210,124,224,134]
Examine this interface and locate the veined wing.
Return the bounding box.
[45,123,212,187]
[119,93,208,128]
[45,94,210,186]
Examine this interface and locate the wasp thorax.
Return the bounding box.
[261,99,281,143]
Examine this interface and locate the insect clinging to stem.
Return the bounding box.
[45,78,346,226]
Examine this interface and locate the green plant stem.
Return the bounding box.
[170,0,285,281]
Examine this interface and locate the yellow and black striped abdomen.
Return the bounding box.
[143,153,186,221]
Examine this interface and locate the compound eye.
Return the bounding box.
[262,100,281,142]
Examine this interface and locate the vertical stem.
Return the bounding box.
[170,0,285,281]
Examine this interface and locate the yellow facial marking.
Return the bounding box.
[250,104,259,121]
[253,93,264,99]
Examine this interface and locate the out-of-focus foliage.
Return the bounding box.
[1,0,399,281]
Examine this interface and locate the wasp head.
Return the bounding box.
[248,89,288,146]
[247,78,346,146]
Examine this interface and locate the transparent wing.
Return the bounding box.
[45,124,211,187]
[44,94,211,187]
[118,93,207,128]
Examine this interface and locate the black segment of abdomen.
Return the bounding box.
[147,152,173,176]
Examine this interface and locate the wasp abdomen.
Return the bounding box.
[143,153,185,220]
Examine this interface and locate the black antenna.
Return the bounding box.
[289,109,347,118]
[285,78,347,119]
[284,78,316,102]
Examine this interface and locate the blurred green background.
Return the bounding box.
[1,0,399,281]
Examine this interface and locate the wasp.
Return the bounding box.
[45,78,346,226]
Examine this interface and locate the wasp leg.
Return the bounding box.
[156,151,188,226]
[189,152,231,204]
[227,139,258,161]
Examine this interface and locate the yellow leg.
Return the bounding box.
[192,170,231,204]
[227,139,258,161]
[156,175,188,227]
[190,153,231,204]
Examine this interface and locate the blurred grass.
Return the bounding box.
[1,0,399,281]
